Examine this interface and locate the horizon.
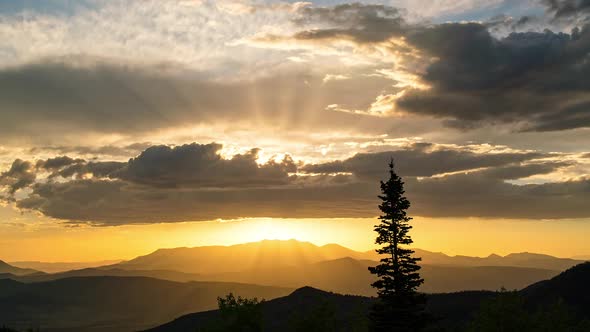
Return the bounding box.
[3,213,590,262]
[6,237,589,264]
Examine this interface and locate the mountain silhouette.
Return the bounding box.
[144,286,372,332]
[7,260,122,273]
[116,240,365,274]
[89,240,575,294]
[0,276,292,332]
[114,240,583,274]
[0,260,39,276]
[1,267,203,284]
[521,262,590,316]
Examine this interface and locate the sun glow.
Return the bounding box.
[239,219,308,242]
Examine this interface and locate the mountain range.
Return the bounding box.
[1,240,588,331]
[1,240,583,295]
[116,240,584,273]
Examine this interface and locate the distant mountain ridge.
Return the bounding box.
[117,239,364,274]
[8,260,123,273]
[115,239,584,274]
[0,260,40,276]
[51,240,567,295]
[370,249,583,271]
[1,240,579,295]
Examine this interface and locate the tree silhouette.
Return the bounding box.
[199,293,264,332]
[368,160,427,332]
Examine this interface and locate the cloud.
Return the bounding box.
[0,58,402,144]
[302,149,590,219]
[404,172,590,219]
[113,143,297,188]
[36,156,84,170]
[57,161,127,179]
[29,143,297,188]
[289,3,409,44]
[256,3,590,132]
[302,143,549,178]
[2,142,589,223]
[15,179,378,224]
[397,23,590,131]
[543,0,590,21]
[0,159,36,195]
[30,143,155,158]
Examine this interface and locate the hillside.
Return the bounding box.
[8,260,122,273]
[1,267,203,284]
[144,286,373,332]
[0,260,39,276]
[145,286,495,332]
[0,276,292,332]
[521,262,590,316]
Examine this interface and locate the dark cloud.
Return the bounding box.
[57,161,127,179]
[543,0,590,20]
[0,58,396,143]
[15,179,378,224]
[36,156,84,170]
[0,159,36,195]
[30,143,154,158]
[404,173,590,219]
[23,143,297,188]
[302,145,549,179]
[114,143,297,188]
[472,161,572,180]
[290,3,408,43]
[485,14,541,33]
[397,23,590,131]
[2,143,588,223]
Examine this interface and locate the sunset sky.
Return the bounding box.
[1,0,589,262]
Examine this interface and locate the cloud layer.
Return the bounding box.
[2,142,588,224]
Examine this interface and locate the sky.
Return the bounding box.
[1,0,590,262]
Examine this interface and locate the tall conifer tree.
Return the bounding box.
[368,160,427,332]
